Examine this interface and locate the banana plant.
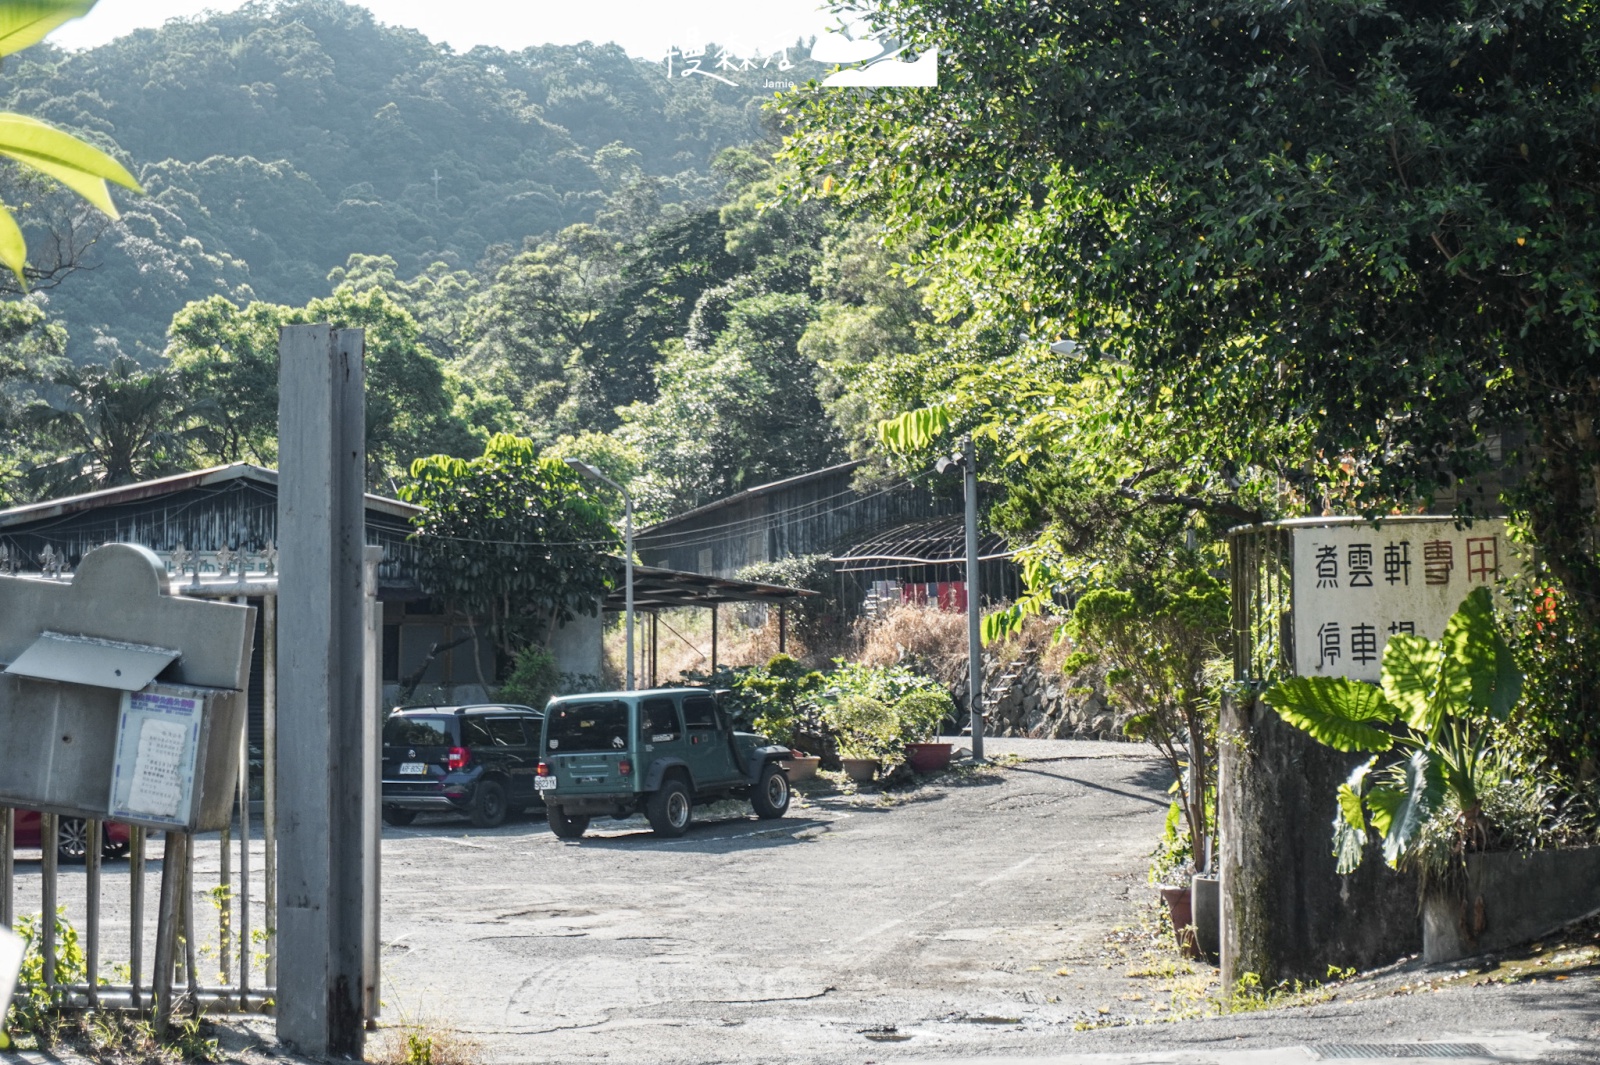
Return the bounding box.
[0,1,142,285]
[1263,587,1522,873]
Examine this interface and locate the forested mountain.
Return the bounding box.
[0,1,945,519]
[3,0,824,360]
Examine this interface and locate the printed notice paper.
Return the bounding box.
[127,718,188,817]
[109,690,201,828]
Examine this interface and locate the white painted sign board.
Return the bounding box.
[108,689,203,828]
[0,927,21,1047]
[1292,519,1516,682]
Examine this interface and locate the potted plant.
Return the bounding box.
[823,693,897,782]
[1066,567,1227,958]
[897,689,956,772]
[780,749,823,782]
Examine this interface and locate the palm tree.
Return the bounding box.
[25,355,208,492]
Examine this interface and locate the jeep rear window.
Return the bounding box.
[546,701,629,753]
[383,716,454,747]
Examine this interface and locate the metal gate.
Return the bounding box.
[2,558,287,1020]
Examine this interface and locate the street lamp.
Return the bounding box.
[936,437,985,763]
[565,458,635,691]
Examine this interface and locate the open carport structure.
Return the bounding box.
[602,564,815,684]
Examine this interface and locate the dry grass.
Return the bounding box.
[601,606,828,686]
[853,602,1072,682]
[367,1023,481,1065]
[853,602,969,683]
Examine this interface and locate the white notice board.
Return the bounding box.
[108,689,202,829]
[1292,519,1516,682]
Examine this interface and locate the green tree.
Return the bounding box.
[23,354,202,491]
[402,434,619,661]
[784,0,1600,639]
[1067,563,1230,858]
[619,290,841,517]
[460,224,624,440]
[166,285,481,486]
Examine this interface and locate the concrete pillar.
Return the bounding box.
[1219,691,1420,985]
[275,324,368,1057]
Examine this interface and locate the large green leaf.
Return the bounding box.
[1438,587,1523,720]
[0,113,141,210]
[0,0,94,57]
[1380,633,1443,733]
[877,403,951,452]
[1332,758,1375,874]
[1369,749,1445,868]
[1263,676,1396,752]
[0,203,25,283]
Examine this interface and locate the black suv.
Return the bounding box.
[381,704,544,828]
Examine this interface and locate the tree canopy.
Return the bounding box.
[401,434,619,660]
[783,0,1600,631]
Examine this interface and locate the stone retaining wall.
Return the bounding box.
[947,653,1131,741]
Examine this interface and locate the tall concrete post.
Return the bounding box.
[276,325,368,1057]
[963,436,984,762]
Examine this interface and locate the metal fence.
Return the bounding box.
[1228,523,1295,684]
[1,569,281,1023]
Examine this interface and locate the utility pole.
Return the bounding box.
[566,459,635,690]
[963,436,984,762]
[276,324,368,1057]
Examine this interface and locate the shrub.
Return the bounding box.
[736,554,842,650]
[498,645,560,709]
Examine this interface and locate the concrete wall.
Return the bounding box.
[1219,693,1421,984]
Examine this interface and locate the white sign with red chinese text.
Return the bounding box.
[1292,518,1517,682]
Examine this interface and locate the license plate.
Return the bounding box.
[534,777,557,791]
[399,762,426,775]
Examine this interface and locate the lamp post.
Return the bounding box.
[938,437,985,763]
[565,458,634,691]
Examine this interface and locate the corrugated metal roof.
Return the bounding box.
[638,460,866,535]
[601,563,816,610]
[0,463,421,528]
[831,515,1011,570]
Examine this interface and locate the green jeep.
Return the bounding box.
[534,687,792,839]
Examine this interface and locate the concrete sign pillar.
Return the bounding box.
[275,325,367,1057]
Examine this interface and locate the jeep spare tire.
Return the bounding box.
[646,777,693,838]
[751,763,790,819]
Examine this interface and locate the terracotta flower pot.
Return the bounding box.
[904,741,953,773]
[1159,884,1203,961]
[840,757,879,783]
[780,755,821,782]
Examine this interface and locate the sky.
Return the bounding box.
[49,0,838,59]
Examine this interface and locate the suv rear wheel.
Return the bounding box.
[751,763,790,820]
[470,780,509,828]
[646,777,693,838]
[547,806,590,839]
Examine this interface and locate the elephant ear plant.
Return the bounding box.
[1263,587,1522,874]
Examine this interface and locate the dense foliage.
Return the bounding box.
[5,0,827,361]
[0,2,927,523]
[401,434,619,661]
[783,0,1600,767]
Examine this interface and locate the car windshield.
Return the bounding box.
[383,715,454,747]
[546,701,629,753]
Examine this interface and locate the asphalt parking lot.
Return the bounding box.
[9,738,1600,1064]
[379,738,1173,1063]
